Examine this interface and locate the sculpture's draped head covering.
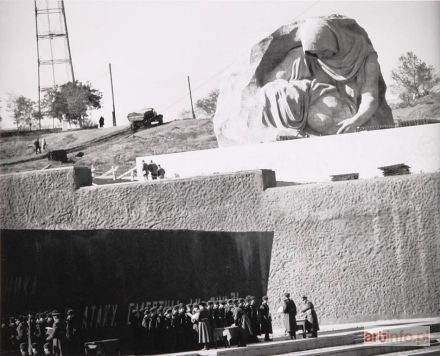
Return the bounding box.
[299,17,374,82]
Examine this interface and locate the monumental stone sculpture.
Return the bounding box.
[214,15,394,146]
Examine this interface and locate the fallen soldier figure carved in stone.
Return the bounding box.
[214,14,394,146]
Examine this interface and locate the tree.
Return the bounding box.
[391,52,436,100]
[43,81,103,127]
[7,95,37,131]
[195,89,219,118]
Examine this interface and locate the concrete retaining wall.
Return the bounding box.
[263,173,440,324]
[1,167,439,325]
[136,123,440,183]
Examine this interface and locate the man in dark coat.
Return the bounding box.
[148,160,159,180]
[158,165,166,179]
[129,307,143,354]
[249,297,260,342]
[65,309,79,356]
[233,299,253,347]
[259,296,273,341]
[282,293,297,339]
[46,311,66,356]
[225,299,235,327]
[301,296,320,337]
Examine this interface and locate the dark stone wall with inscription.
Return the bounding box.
[1,229,273,337]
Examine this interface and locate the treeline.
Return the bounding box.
[6,81,102,132]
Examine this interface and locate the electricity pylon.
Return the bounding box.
[34,0,75,129]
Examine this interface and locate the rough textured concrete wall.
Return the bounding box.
[73,170,275,230]
[0,168,275,231]
[0,167,90,229]
[263,173,440,325]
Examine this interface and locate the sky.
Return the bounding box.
[1,0,439,129]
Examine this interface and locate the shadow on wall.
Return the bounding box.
[1,229,273,320]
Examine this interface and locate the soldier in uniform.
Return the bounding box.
[65,309,79,356]
[249,296,261,342]
[225,299,235,327]
[301,296,320,338]
[46,311,66,356]
[213,301,224,328]
[282,293,297,339]
[129,307,143,354]
[259,296,273,341]
[163,308,176,353]
[233,299,251,347]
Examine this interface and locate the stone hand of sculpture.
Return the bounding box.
[336,53,380,134]
[336,117,358,134]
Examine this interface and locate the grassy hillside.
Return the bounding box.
[392,93,440,124]
[0,119,218,174]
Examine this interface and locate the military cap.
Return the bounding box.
[302,296,308,300]
[221,300,227,305]
[227,299,233,304]
[208,300,214,305]
[262,296,269,301]
[31,342,39,348]
[239,298,245,303]
[199,301,207,307]
[284,292,290,298]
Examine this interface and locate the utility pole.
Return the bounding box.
[187,76,196,119]
[109,63,117,127]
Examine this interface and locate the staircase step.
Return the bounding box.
[375,344,440,355]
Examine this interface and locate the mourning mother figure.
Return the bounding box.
[214,15,394,145]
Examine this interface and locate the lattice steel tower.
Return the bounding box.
[34,0,75,128]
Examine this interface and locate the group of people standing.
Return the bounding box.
[141,160,165,180]
[2,310,79,356]
[2,294,319,355]
[282,294,320,339]
[129,295,273,354]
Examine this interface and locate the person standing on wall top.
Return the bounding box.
[301,296,319,338]
[99,116,104,128]
[148,160,159,180]
[142,160,149,180]
[282,292,297,339]
[158,165,166,179]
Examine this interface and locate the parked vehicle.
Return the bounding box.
[127,108,163,131]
